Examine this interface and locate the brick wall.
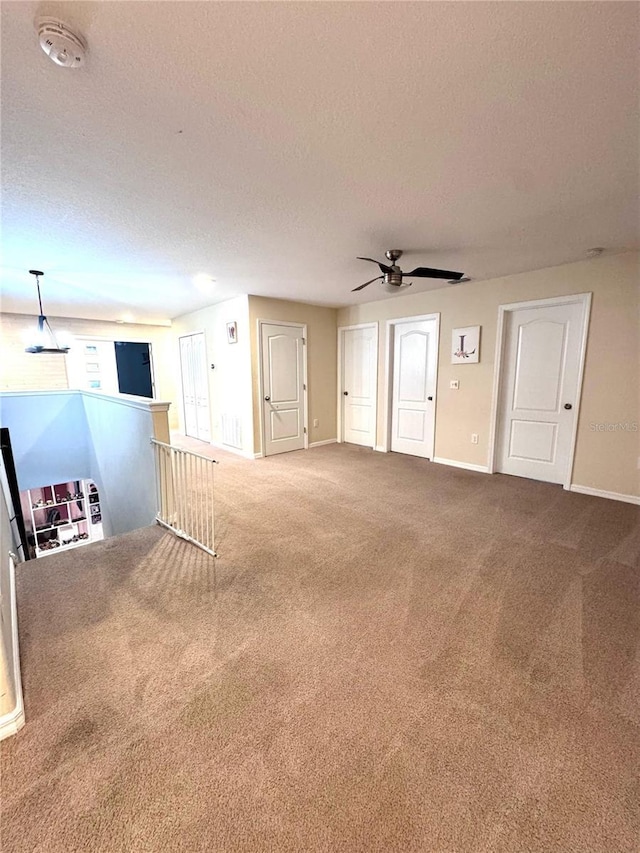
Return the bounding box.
[0,313,68,390]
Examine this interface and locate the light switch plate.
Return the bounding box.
[450,380,459,390]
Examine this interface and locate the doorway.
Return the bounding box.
[259,321,307,456]
[489,293,591,486]
[385,314,439,459]
[338,323,378,448]
[179,332,211,442]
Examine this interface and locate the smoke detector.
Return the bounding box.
[37,18,87,68]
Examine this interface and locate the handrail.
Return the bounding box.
[150,438,218,465]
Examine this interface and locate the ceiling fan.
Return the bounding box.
[352,250,468,293]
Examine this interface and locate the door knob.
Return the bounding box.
[563,403,572,410]
[343,391,349,396]
[427,396,433,401]
[264,395,271,402]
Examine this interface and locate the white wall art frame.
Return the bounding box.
[451,325,480,364]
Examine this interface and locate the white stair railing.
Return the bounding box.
[151,439,217,557]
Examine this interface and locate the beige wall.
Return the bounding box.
[248,296,338,453]
[0,313,179,428]
[338,252,639,498]
[172,296,254,457]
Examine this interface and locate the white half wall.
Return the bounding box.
[82,392,167,538]
[0,391,91,490]
[0,390,171,539]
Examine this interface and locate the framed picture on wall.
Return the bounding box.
[452,326,480,363]
[226,321,238,344]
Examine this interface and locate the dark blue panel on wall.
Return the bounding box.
[115,342,153,398]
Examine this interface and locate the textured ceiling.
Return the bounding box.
[1,1,638,323]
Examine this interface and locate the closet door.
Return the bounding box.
[180,336,198,438]
[340,324,378,448]
[180,333,210,441]
[192,333,211,442]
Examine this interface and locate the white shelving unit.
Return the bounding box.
[20,479,104,558]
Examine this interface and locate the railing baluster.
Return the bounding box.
[178,449,184,534]
[166,446,171,523]
[187,451,193,535]
[209,451,214,551]
[195,455,200,545]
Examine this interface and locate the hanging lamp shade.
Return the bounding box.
[24,270,71,354]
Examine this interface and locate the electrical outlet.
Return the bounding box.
[313,418,319,428]
[450,380,459,390]
[471,433,479,444]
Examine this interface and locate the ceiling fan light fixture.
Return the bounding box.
[381,281,411,294]
[354,251,467,294]
[24,270,71,354]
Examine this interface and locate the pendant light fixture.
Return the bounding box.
[24,270,71,354]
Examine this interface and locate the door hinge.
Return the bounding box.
[303,383,306,391]
[304,427,307,434]
[302,337,306,345]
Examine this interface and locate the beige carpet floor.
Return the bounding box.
[1,443,639,852]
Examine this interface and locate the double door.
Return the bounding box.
[339,318,439,459]
[179,332,211,442]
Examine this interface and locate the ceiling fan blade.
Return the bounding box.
[357,257,393,274]
[351,276,382,292]
[405,267,465,280]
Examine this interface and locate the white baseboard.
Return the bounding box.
[569,484,640,506]
[209,441,256,461]
[0,702,25,741]
[375,445,387,453]
[309,439,337,448]
[433,457,490,474]
[0,556,24,742]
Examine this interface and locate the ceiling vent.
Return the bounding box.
[37,18,87,68]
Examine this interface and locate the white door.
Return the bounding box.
[180,333,210,441]
[341,325,378,447]
[496,299,587,484]
[390,317,439,458]
[180,335,198,438]
[191,333,211,441]
[261,323,306,456]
